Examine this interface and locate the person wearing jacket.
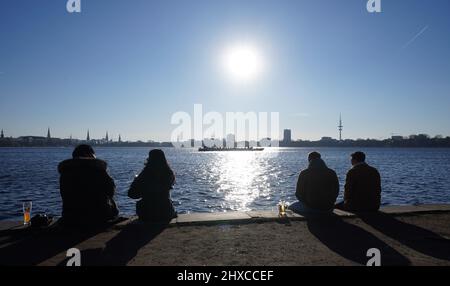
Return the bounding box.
[335,151,381,212]
[58,144,119,226]
[128,149,176,222]
[289,151,339,213]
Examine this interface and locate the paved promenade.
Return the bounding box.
[1,205,449,266]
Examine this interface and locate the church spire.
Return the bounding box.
[105,131,109,142]
[86,129,90,141]
[47,127,51,139]
[0,129,4,139]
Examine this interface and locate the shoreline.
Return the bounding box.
[2,146,450,149]
[2,204,450,225]
[1,204,450,266]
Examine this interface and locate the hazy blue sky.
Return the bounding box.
[1,0,449,141]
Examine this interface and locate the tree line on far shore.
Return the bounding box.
[1,134,450,148]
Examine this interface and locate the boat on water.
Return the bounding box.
[198,146,264,152]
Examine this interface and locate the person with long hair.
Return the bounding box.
[128,149,176,222]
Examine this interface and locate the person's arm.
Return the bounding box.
[99,164,116,198]
[128,172,144,199]
[377,171,381,193]
[375,169,382,196]
[104,173,116,198]
[295,171,306,202]
[343,170,354,204]
[166,172,175,190]
[333,171,340,201]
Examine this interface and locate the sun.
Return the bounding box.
[222,43,265,83]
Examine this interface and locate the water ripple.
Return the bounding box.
[1,147,450,220]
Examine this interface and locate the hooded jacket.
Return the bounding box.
[295,159,339,211]
[58,158,119,225]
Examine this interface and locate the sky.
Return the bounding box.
[1,0,449,141]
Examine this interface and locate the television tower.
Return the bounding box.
[338,114,343,141]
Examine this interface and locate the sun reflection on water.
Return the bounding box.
[212,151,273,211]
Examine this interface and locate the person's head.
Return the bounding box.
[72,144,96,159]
[351,151,366,166]
[308,151,321,162]
[146,149,174,185]
[147,149,170,170]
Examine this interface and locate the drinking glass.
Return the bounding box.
[278,200,286,217]
[23,201,32,225]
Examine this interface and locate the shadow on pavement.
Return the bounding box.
[305,214,411,265]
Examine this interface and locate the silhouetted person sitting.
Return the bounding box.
[289,152,339,213]
[128,149,177,222]
[335,151,381,212]
[58,144,119,227]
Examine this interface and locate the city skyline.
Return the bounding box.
[0,123,447,143]
[1,1,450,141]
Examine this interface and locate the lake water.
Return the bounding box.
[1,147,449,220]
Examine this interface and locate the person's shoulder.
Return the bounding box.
[359,162,376,170]
[92,159,108,170]
[299,168,310,177]
[346,166,358,176]
[366,164,380,174]
[301,165,313,173]
[326,167,338,176]
[355,163,379,175]
[58,158,107,173]
[58,159,73,173]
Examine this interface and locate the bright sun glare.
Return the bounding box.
[222,43,265,83]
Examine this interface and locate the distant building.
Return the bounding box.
[86,130,90,141]
[417,134,430,139]
[118,134,122,143]
[47,128,51,140]
[391,136,404,141]
[409,134,429,141]
[260,137,273,147]
[338,114,343,141]
[321,136,333,141]
[226,134,236,148]
[0,129,4,139]
[18,136,46,144]
[283,129,292,143]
